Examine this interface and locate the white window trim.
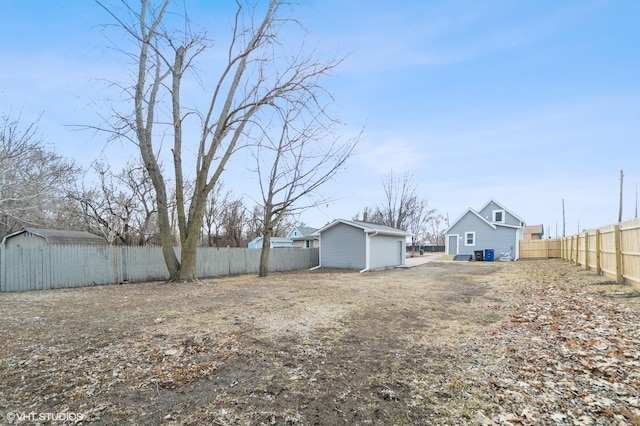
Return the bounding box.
[493,209,506,223]
[464,231,476,246]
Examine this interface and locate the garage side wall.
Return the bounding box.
[320,223,365,269]
[370,235,404,269]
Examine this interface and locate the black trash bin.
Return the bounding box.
[484,249,495,262]
[474,250,484,261]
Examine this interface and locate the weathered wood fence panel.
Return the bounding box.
[520,218,640,285]
[0,245,319,292]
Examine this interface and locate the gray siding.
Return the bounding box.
[5,234,48,249]
[448,213,518,257]
[370,235,404,269]
[320,223,365,269]
[479,200,521,226]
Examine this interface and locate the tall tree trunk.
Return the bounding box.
[259,228,272,277]
[179,233,199,281]
[177,191,208,281]
[259,205,273,277]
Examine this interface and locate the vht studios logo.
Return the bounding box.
[5,411,85,423]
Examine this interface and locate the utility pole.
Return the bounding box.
[635,182,638,219]
[618,170,624,223]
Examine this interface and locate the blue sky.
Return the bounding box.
[1,0,639,237]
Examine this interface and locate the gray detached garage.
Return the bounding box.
[314,219,409,272]
[2,228,107,248]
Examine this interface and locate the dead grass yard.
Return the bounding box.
[1,259,639,425]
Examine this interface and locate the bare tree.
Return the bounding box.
[252,105,358,277]
[405,198,437,255]
[425,213,446,246]
[202,183,230,247]
[120,161,158,245]
[201,183,247,248]
[360,169,438,253]
[378,170,419,230]
[70,160,159,245]
[98,0,343,280]
[222,198,246,248]
[245,205,265,243]
[0,113,78,236]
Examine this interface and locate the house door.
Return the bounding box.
[398,240,404,264]
[447,235,458,255]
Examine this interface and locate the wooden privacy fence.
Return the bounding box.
[519,239,561,259]
[0,245,319,292]
[521,218,640,285]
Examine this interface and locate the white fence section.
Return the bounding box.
[0,245,319,292]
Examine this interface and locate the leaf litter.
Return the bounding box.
[0,259,639,425]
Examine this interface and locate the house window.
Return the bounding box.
[305,240,311,248]
[464,232,475,246]
[493,210,505,223]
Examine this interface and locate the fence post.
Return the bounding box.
[584,231,590,270]
[595,229,601,275]
[614,224,623,284]
[571,236,575,263]
[569,237,572,262]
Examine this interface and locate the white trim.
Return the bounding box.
[360,229,379,273]
[446,233,460,254]
[464,231,476,246]
[310,233,323,270]
[479,199,526,226]
[492,209,506,223]
[316,219,410,237]
[445,208,497,234]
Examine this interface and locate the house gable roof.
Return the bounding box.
[2,227,107,245]
[315,219,410,237]
[288,226,319,240]
[446,208,497,233]
[478,198,526,225]
[446,199,525,234]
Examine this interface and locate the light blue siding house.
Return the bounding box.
[247,236,293,249]
[445,199,525,260]
[287,226,319,249]
[314,219,410,272]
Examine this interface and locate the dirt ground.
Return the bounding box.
[1,259,639,425]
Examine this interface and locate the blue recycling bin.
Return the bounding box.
[484,249,495,262]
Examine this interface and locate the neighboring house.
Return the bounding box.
[313,219,410,272]
[247,236,293,249]
[523,225,544,240]
[287,225,319,249]
[1,228,107,248]
[445,199,525,260]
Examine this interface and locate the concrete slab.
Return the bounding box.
[398,254,441,268]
